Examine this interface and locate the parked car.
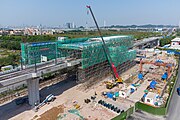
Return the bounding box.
[15,97,28,105]
[177,87,180,96]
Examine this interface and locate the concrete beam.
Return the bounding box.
[0,74,32,87]
[27,78,40,106]
[0,59,81,88]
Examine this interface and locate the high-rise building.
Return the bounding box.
[65,22,76,29]
[39,24,42,35]
[72,22,75,28]
[66,23,72,29]
[104,20,106,28]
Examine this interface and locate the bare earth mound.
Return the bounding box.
[37,105,64,120]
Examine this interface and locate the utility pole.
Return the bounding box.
[20,52,23,70]
[34,52,37,73]
[55,43,57,65]
[55,51,57,65]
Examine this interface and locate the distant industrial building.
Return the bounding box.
[65,22,75,29]
[170,37,180,50]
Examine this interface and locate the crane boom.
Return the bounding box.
[86,5,122,83]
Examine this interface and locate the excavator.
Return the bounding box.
[86,6,123,89]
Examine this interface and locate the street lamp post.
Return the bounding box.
[33,52,37,73]
[55,51,57,65]
[20,51,23,70]
[55,43,57,65]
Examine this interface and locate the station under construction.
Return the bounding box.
[21,35,136,84]
[4,34,177,120]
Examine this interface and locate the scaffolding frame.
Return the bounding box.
[57,35,136,84]
[21,35,137,86]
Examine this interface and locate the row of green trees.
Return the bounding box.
[0,31,160,50]
[0,41,21,50]
[160,36,175,47]
[59,30,160,40]
[0,35,56,42]
[176,31,180,36]
[0,54,20,67]
[0,35,56,50]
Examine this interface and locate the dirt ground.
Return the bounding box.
[9,50,177,120]
[37,105,64,120]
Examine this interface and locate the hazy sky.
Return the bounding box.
[0,0,180,27]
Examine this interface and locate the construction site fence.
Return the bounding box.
[112,107,134,120]
[135,66,179,116]
[135,102,166,115]
[112,65,179,120]
[165,63,179,111]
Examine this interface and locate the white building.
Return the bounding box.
[118,84,137,98]
[144,92,163,106]
[170,38,180,50]
[144,92,157,106]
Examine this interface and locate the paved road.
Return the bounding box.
[166,58,180,120]
[128,110,165,120]
[0,58,66,81]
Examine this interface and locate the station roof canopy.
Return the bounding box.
[57,35,132,50]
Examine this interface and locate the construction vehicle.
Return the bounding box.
[105,81,117,89]
[45,94,56,102]
[86,6,123,89]
[73,101,80,109]
[35,94,56,111]
[177,86,180,96]
[15,97,28,105]
[74,104,80,109]
[139,59,172,80]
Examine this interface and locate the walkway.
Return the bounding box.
[128,80,151,102]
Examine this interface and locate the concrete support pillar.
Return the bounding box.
[27,78,40,106]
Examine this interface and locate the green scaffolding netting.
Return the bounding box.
[57,35,136,69]
[21,35,136,68]
[109,47,136,67]
[21,42,57,65]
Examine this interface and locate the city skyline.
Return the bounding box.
[0,0,180,27]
